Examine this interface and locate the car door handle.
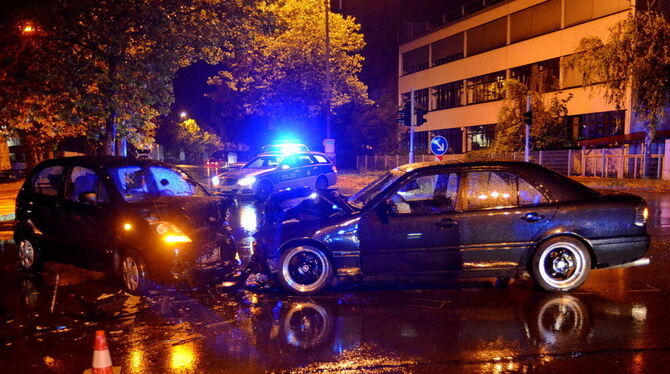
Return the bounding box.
[521,212,544,222]
[436,218,457,229]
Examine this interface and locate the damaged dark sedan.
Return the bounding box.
[256,161,650,295]
[15,156,241,294]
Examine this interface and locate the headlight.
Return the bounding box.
[212,176,220,187]
[152,222,192,243]
[238,176,256,186]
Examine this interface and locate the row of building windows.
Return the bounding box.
[401,0,629,75]
[405,110,625,154]
[402,56,585,111]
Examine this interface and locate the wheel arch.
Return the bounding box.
[525,232,597,270]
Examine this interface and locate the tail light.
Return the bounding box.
[634,205,648,227]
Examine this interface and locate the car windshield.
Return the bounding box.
[347,169,405,209]
[244,156,281,169]
[109,165,206,203]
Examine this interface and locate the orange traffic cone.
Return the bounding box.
[83,330,120,374]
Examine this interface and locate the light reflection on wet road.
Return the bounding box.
[0,190,669,373]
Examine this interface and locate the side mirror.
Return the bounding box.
[78,192,97,204]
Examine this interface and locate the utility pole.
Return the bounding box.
[524,93,531,162]
[325,0,331,140]
[409,88,415,164]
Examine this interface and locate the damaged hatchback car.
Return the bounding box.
[15,156,241,294]
[255,161,650,295]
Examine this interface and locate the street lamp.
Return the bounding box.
[180,111,187,119]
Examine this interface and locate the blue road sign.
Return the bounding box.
[430,136,448,156]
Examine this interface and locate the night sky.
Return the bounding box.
[172,0,465,135]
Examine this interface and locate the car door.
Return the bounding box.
[60,165,116,270]
[359,171,462,276]
[22,164,68,260]
[455,169,557,271]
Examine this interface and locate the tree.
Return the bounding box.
[174,119,222,160]
[0,0,252,159]
[493,79,571,153]
[564,5,670,175]
[208,0,370,134]
[344,90,401,154]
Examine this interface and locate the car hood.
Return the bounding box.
[128,195,231,237]
[220,168,274,179]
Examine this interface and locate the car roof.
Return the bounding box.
[394,160,597,202]
[33,156,176,170]
[256,151,331,159]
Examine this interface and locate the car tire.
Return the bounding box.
[277,245,332,295]
[315,176,328,191]
[257,180,273,198]
[120,250,150,295]
[17,237,44,274]
[531,237,591,292]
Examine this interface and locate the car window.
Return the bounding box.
[518,177,548,206]
[389,173,459,215]
[281,154,313,167]
[67,167,109,203]
[244,156,280,169]
[465,171,519,210]
[110,165,206,203]
[32,165,64,196]
[313,155,329,164]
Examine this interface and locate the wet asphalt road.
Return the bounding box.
[0,187,669,373]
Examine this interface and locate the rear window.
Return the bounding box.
[313,155,330,164]
[32,166,64,196]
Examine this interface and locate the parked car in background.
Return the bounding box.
[14,156,242,294]
[255,161,650,295]
[211,151,336,197]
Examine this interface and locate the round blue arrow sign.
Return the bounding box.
[430,136,448,156]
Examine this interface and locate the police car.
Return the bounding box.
[211,151,337,197]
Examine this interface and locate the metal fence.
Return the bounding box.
[356,149,666,179]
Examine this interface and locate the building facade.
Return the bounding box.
[398,0,669,155]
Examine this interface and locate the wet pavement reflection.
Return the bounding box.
[0,189,670,373]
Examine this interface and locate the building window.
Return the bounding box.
[431,128,463,154]
[510,0,561,43]
[565,0,629,27]
[401,89,429,111]
[567,110,625,141]
[466,71,505,105]
[510,58,560,92]
[431,33,464,66]
[402,45,429,75]
[466,125,495,151]
[466,17,507,56]
[432,81,463,110]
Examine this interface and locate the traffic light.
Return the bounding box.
[523,111,533,126]
[397,103,412,126]
[415,107,427,127]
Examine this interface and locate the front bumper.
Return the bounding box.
[591,234,650,268]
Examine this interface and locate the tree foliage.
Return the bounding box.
[174,119,222,156]
[208,0,370,122]
[493,79,571,152]
[0,0,251,157]
[344,90,401,154]
[563,7,670,143]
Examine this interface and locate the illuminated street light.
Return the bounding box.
[21,24,35,35]
[180,111,187,119]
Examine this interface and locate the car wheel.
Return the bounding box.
[531,237,591,292]
[315,176,328,191]
[257,180,273,198]
[18,238,44,274]
[120,250,149,295]
[278,245,332,295]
